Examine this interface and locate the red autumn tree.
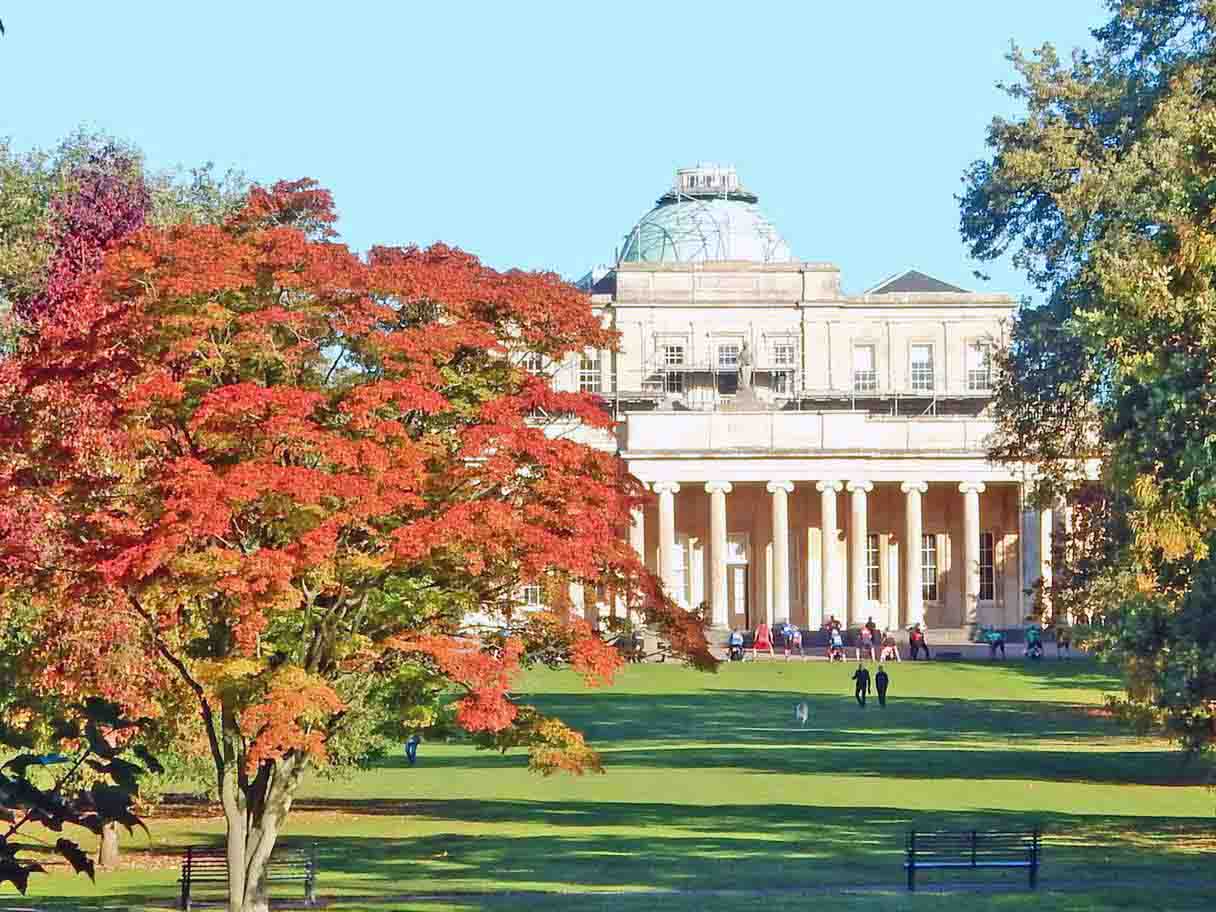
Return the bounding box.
[0,180,713,912]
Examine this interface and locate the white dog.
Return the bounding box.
[794,701,809,727]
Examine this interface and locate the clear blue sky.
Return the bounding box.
[1,2,1107,301]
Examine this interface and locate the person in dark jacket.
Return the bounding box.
[851,662,871,707]
[875,665,890,707]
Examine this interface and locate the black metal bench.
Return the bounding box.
[179,844,318,910]
[905,828,1041,891]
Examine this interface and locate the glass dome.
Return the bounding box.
[619,165,793,265]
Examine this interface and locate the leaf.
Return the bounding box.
[131,745,164,775]
[82,698,137,730]
[97,757,145,793]
[0,755,42,777]
[89,784,148,839]
[84,721,120,759]
[0,858,33,894]
[55,838,96,881]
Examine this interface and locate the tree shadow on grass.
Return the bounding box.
[13,802,1214,909]
[216,803,1216,893]
[512,689,1125,747]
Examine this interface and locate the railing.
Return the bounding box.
[622,410,996,453]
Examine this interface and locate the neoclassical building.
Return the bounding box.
[547,164,1054,634]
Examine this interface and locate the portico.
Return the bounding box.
[628,461,1040,632]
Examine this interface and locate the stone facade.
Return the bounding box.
[542,165,1056,633]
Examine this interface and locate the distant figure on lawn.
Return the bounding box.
[982,626,1006,659]
[1025,619,1044,660]
[828,626,846,662]
[875,665,890,707]
[859,623,875,661]
[728,628,745,662]
[852,662,871,707]
[880,630,901,662]
[785,624,804,660]
[795,700,810,727]
[1056,622,1072,659]
[908,623,930,661]
[405,734,421,766]
[751,622,774,660]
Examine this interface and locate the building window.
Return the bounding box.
[673,535,692,607]
[921,534,939,602]
[852,344,877,392]
[910,343,934,392]
[771,342,795,366]
[771,341,795,395]
[664,371,684,395]
[866,533,880,602]
[520,584,544,608]
[579,353,601,393]
[521,352,544,374]
[717,342,740,395]
[979,531,995,601]
[967,342,992,391]
[663,344,685,366]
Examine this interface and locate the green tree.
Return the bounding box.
[961,0,1216,751]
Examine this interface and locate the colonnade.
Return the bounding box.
[638,479,1008,629]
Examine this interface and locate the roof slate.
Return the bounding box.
[869,269,969,294]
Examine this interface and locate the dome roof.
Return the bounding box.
[619,165,793,265]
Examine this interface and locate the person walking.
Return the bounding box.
[909,623,930,661]
[852,662,871,708]
[875,665,890,707]
[405,734,421,766]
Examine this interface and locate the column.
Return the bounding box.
[653,481,681,601]
[625,488,647,623]
[901,481,928,629]
[767,481,794,624]
[846,481,872,627]
[1039,503,1054,618]
[628,494,646,562]
[959,481,986,628]
[705,482,732,627]
[816,481,842,625]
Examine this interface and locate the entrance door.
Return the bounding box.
[728,565,749,629]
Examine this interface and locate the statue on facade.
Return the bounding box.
[737,340,754,390]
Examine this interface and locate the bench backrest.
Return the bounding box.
[182,845,314,879]
[907,829,1040,862]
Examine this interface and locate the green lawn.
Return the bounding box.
[4,659,1215,911]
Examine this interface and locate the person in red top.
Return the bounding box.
[751,622,774,660]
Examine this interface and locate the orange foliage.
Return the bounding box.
[0,178,714,783]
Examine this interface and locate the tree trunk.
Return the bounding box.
[221,755,305,912]
[96,822,120,869]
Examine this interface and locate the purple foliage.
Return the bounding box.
[18,144,151,324]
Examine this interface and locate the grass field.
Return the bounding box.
[4,659,1215,911]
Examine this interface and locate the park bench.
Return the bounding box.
[904,828,1041,891]
[179,844,318,910]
